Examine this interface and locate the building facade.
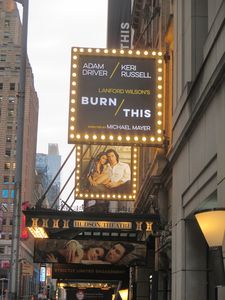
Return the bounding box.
[0,0,39,295]
[132,0,225,299]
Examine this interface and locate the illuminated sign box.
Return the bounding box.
[68,47,164,146]
[40,266,46,282]
[75,145,139,201]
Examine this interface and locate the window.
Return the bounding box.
[0,54,6,62]
[0,247,5,254]
[4,20,10,27]
[8,96,15,103]
[2,189,9,198]
[8,108,14,117]
[10,83,15,91]
[7,124,13,130]
[6,136,12,142]
[2,219,7,225]
[9,219,13,225]
[12,162,16,169]
[3,176,9,183]
[5,149,11,157]
[16,55,20,63]
[11,190,15,198]
[4,162,10,170]
[0,83,3,90]
[4,32,10,39]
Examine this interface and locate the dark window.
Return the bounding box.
[0,83,3,90]
[6,136,12,142]
[2,219,7,225]
[4,163,10,170]
[5,149,11,156]
[10,83,15,91]
[3,176,10,183]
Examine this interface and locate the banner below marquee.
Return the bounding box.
[68,48,164,146]
[76,145,139,201]
[34,239,146,267]
[52,263,129,282]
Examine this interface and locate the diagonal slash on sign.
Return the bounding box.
[110,62,120,79]
[115,99,125,116]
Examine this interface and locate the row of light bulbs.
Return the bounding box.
[72,47,163,58]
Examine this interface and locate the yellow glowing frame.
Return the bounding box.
[75,145,139,201]
[112,289,128,300]
[28,226,48,239]
[27,217,48,238]
[68,47,165,146]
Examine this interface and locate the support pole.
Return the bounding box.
[9,1,29,299]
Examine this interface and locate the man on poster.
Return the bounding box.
[89,148,131,193]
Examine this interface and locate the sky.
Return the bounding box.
[24,0,108,207]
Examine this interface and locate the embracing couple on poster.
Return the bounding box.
[40,240,135,266]
[87,148,131,193]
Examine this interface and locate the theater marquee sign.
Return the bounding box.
[68,48,164,146]
[24,209,158,238]
[28,217,153,232]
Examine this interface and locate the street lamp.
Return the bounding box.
[195,208,225,286]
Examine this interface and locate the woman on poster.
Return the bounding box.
[41,240,107,264]
[87,151,110,187]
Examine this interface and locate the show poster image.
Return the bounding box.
[76,145,138,201]
[68,48,164,145]
[34,239,146,267]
